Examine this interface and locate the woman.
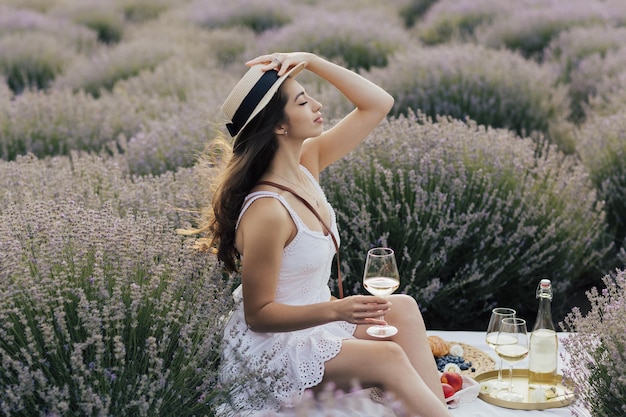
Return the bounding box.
[200,52,452,416]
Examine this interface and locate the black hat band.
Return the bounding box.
[226,70,280,137]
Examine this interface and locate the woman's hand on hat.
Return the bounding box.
[246,52,310,76]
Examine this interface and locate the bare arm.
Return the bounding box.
[237,197,391,332]
[246,52,394,177]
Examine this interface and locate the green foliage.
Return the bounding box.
[323,114,608,329]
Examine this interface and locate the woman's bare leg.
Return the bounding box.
[321,338,452,417]
[355,294,445,404]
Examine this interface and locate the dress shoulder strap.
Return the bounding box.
[236,191,301,231]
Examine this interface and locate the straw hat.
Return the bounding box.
[222,62,307,137]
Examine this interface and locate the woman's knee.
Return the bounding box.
[375,340,409,363]
[389,294,419,310]
[388,294,425,324]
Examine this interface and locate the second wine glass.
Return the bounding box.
[495,317,529,402]
[362,247,400,338]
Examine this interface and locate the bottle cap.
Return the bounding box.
[536,279,553,299]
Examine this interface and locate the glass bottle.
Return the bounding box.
[528,279,558,387]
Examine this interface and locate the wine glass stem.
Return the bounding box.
[508,364,514,393]
[497,358,503,382]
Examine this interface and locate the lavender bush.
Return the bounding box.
[399,0,438,28]
[0,88,144,161]
[0,199,234,416]
[0,6,98,53]
[55,1,125,44]
[367,44,575,153]
[569,48,626,122]
[184,0,294,34]
[121,110,217,177]
[0,152,207,229]
[544,26,626,122]
[0,32,74,94]
[253,9,410,70]
[475,0,608,60]
[414,0,506,45]
[53,38,176,97]
[117,0,174,23]
[561,269,626,417]
[111,59,223,101]
[577,110,626,248]
[322,114,607,329]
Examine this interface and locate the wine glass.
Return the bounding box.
[485,307,516,389]
[362,247,400,338]
[495,317,529,402]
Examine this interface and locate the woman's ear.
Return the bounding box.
[274,126,288,136]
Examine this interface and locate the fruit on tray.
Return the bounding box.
[441,382,456,399]
[441,371,463,392]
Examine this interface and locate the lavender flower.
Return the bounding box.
[561,269,626,417]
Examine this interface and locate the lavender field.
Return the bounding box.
[1,0,626,415]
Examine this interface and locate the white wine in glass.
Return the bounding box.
[485,307,516,389]
[363,247,400,338]
[495,317,529,402]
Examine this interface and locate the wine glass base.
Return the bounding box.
[496,391,524,402]
[367,325,398,338]
[491,379,509,390]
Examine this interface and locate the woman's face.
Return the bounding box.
[280,78,323,139]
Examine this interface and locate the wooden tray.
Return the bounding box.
[475,369,575,410]
[450,342,496,376]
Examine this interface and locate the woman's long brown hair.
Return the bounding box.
[181,84,289,272]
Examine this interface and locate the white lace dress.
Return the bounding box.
[217,168,357,416]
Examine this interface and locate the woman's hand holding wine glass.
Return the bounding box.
[363,247,400,338]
